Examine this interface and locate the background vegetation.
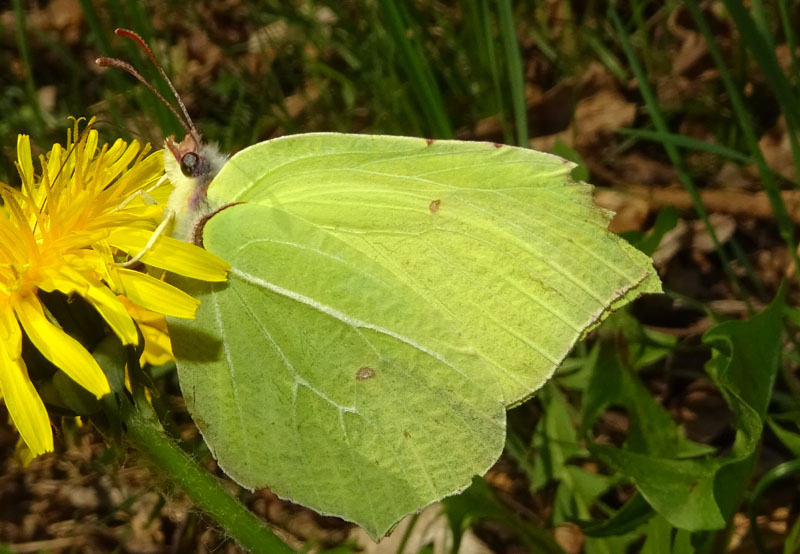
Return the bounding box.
[1,0,799,552]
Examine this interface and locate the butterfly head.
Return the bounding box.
[96,29,228,242]
[165,134,224,183]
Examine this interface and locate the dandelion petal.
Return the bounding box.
[85,277,139,345]
[0,346,53,455]
[116,268,200,319]
[15,297,110,398]
[107,227,229,281]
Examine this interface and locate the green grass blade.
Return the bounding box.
[689,0,800,288]
[78,0,112,54]
[609,6,750,305]
[377,0,453,138]
[110,0,183,137]
[497,0,528,147]
[748,459,800,554]
[722,0,800,177]
[474,0,513,143]
[616,128,752,164]
[12,0,44,133]
[527,23,558,63]
[748,0,774,51]
[583,28,629,83]
[729,237,769,301]
[628,0,656,78]
[78,0,132,141]
[123,0,157,42]
[777,0,799,83]
[392,512,420,554]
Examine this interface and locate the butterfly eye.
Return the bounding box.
[180,152,200,177]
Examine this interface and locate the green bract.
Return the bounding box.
[167,134,661,538]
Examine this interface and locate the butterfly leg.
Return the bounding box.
[114,208,175,267]
[114,174,169,212]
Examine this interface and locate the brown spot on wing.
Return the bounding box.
[356,366,376,381]
[429,200,441,213]
[426,138,436,146]
[493,142,503,148]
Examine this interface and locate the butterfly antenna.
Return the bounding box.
[113,28,202,147]
[96,56,196,143]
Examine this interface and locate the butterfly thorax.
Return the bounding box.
[164,134,228,243]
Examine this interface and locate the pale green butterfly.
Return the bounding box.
[100,29,661,539]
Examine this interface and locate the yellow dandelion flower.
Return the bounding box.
[0,118,229,456]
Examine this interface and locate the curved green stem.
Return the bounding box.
[122,397,295,554]
[747,459,800,554]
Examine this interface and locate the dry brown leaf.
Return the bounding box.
[652,219,688,268]
[691,213,736,252]
[352,505,494,554]
[607,184,800,222]
[28,0,84,44]
[573,90,635,148]
[590,153,677,187]
[671,31,708,76]
[593,189,651,234]
[36,86,56,114]
[554,523,584,554]
[579,62,619,96]
[712,161,753,189]
[759,115,796,179]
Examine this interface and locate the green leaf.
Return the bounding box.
[552,466,612,524]
[640,516,696,554]
[672,529,694,554]
[640,516,672,554]
[703,290,784,429]
[585,535,641,554]
[785,512,800,554]
[767,417,800,457]
[39,371,101,416]
[528,384,583,491]
[591,446,725,531]
[170,134,660,538]
[590,287,785,532]
[93,334,128,394]
[581,493,654,538]
[581,341,707,458]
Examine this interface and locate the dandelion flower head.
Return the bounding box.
[0,118,228,456]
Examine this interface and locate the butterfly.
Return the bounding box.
[98,29,660,539]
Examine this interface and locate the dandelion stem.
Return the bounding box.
[122,396,295,554]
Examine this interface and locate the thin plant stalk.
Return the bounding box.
[122,394,295,554]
